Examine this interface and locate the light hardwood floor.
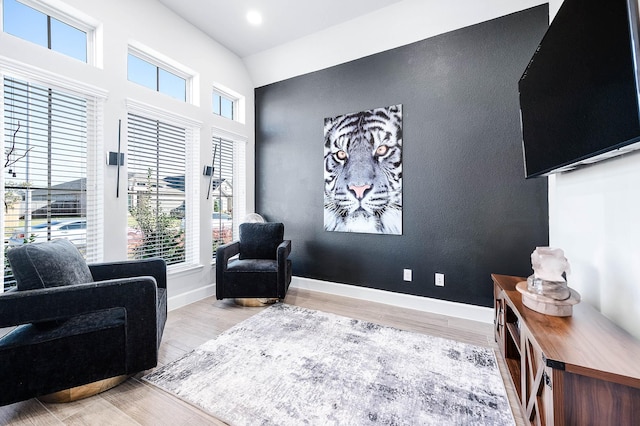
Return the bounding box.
[0,288,525,425]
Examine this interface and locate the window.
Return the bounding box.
[212,91,236,120]
[127,112,192,266]
[211,137,233,252]
[210,135,245,258]
[128,53,187,102]
[2,0,90,63]
[3,76,101,290]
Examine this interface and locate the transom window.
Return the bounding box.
[213,91,236,120]
[128,52,187,102]
[2,0,91,63]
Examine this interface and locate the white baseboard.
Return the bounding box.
[168,277,494,324]
[168,284,216,311]
[291,276,494,324]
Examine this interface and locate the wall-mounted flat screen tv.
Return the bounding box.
[519,0,640,178]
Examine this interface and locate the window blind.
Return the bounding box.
[211,137,233,254]
[211,136,245,257]
[233,139,246,239]
[127,112,187,266]
[3,77,100,290]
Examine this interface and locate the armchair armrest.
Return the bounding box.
[89,258,167,289]
[216,241,240,300]
[0,278,159,372]
[277,240,291,270]
[277,240,292,296]
[216,241,240,272]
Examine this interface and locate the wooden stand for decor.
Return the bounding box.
[515,281,580,317]
[493,274,640,425]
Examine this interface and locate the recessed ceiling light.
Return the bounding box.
[246,10,263,26]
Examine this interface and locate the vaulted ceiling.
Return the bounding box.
[157,0,404,57]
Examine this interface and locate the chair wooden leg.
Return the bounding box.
[38,375,130,403]
[234,298,278,307]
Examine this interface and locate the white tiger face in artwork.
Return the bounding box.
[323,104,402,235]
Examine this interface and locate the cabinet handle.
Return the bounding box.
[543,371,552,389]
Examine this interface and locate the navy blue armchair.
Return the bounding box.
[0,239,167,406]
[216,222,292,301]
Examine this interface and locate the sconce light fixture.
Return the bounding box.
[106,151,125,166]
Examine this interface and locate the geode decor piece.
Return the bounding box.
[521,247,581,316]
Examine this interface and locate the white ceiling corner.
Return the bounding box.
[157,0,404,58]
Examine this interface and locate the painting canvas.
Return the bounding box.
[323,104,402,235]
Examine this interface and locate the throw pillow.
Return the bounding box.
[6,239,93,291]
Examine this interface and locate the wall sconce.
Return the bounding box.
[106,151,125,166]
[203,165,213,176]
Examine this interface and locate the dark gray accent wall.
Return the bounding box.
[255,5,549,308]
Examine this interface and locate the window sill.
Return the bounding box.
[167,263,206,277]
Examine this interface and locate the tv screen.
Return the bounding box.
[519,0,640,178]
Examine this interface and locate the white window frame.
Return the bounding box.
[0,56,106,293]
[0,0,103,67]
[126,98,201,271]
[212,83,245,124]
[128,42,199,106]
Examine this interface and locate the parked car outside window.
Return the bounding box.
[9,219,86,248]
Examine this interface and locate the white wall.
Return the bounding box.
[547,0,640,339]
[0,0,255,308]
[245,0,547,87]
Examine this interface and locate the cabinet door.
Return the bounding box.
[494,292,505,351]
[522,331,554,425]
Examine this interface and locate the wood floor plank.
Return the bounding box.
[0,399,62,426]
[38,394,100,423]
[99,378,225,426]
[45,397,138,426]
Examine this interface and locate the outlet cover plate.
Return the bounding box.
[403,269,412,281]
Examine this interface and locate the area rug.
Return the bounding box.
[143,304,514,426]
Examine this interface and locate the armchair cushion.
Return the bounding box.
[0,308,125,349]
[227,259,278,273]
[239,222,284,260]
[6,239,93,291]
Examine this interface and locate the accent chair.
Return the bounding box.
[216,222,292,302]
[0,239,167,406]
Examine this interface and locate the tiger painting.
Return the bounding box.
[323,104,402,235]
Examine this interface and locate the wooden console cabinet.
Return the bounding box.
[492,274,640,425]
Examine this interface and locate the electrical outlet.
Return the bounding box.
[403,269,412,281]
[435,273,445,287]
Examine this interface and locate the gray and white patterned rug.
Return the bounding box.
[143,304,514,426]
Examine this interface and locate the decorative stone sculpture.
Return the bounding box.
[527,247,571,300]
[516,247,580,317]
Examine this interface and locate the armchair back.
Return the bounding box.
[239,222,284,260]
